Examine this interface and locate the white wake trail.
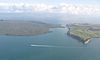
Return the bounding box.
[30,44,58,48]
[30,44,94,48]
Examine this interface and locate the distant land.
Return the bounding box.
[67,23,100,44]
[0,20,64,36]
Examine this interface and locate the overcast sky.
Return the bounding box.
[0,0,100,16]
[0,0,100,5]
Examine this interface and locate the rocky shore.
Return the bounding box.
[67,23,100,44]
[67,31,91,44]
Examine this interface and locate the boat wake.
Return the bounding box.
[30,44,95,48]
[30,44,58,48]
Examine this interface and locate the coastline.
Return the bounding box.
[66,23,100,44]
[67,31,88,44]
[0,20,63,36]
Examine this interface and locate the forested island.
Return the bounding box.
[67,23,100,44]
[0,20,64,36]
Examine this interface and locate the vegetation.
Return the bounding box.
[0,20,63,36]
[67,23,100,44]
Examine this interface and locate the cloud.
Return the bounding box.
[59,3,100,15]
[0,3,100,15]
[30,3,100,15]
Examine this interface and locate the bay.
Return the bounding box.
[0,13,100,60]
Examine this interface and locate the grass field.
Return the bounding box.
[67,23,100,43]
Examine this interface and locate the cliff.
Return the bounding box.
[67,23,100,44]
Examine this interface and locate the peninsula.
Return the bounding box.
[67,23,100,44]
[0,20,64,36]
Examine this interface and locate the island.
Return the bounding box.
[67,23,100,44]
[0,20,64,36]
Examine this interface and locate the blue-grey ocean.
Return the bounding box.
[0,13,100,60]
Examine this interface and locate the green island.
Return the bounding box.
[67,23,100,44]
[0,20,64,36]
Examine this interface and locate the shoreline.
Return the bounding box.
[0,20,63,36]
[66,23,100,44]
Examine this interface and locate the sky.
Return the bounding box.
[0,0,100,16]
[0,0,100,23]
[0,0,100,5]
